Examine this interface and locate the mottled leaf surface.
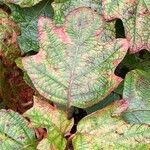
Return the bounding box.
[23,8,129,108]
[52,0,116,42]
[24,97,73,150]
[4,0,42,7]
[73,101,150,150]
[102,0,150,53]
[9,0,53,53]
[0,109,37,150]
[123,69,150,124]
[52,0,102,25]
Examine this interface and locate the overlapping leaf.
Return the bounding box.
[122,69,150,124]
[102,0,150,53]
[3,0,42,7]
[52,0,102,25]
[0,109,37,150]
[52,0,116,42]
[24,97,74,150]
[8,0,53,53]
[73,101,150,149]
[22,8,129,108]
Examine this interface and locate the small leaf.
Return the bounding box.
[122,69,150,124]
[24,96,74,150]
[3,0,42,7]
[8,0,53,53]
[0,109,37,150]
[22,7,129,108]
[73,101,150,149]
[102,0,150,53]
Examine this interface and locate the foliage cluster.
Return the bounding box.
[0,0,150,149]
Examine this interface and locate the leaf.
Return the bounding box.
[122,69,150,124]
[8,0,53,53]
[72,101,150,150]
[52,0,102,25]
[0,109,37,150]
[0,9,20,66]
[52,0,116,42]
[15,57,35,88]
[3,0,42,7]
[22,7,129,108]
[102,0,150,53]
[24,96,74,150]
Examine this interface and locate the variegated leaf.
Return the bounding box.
[52,0,102,25]
[22,8,129,108]
[24,96,74,150]
[3,0,42,7]
[73,101,150,149]
[102,0,150,53]
[0,109,37,150]
[52,0,116,42]
[122,69,150,125]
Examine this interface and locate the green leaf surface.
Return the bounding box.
[122,69,150,124]
[4,0,42,7]
[73,101,150,150]
[52,0,116,42]
[9,0,53,53]
[15,57,35,88]
[102,0,150,53]
[22,7,129,108]
[52,0,102,25]
[24,96,74,150]
[0,109,37,150]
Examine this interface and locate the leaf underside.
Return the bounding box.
[23,7,129,108]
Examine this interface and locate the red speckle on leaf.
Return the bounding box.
[112,99,129,116]
[53,27,72,44]
[112,59,121,66]
[38,17,72,45]
[95,30,101,37]
[35,128,47,140]
[125,0,135,3]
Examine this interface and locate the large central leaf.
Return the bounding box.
[23,8,129,108]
